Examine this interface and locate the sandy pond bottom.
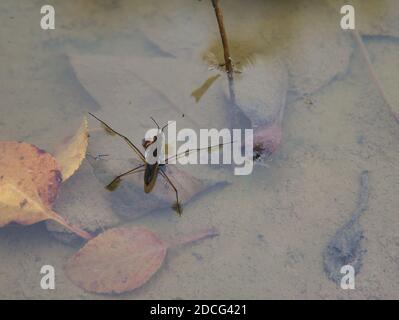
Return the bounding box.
[1,0,399,299]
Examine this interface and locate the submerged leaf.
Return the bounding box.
[0,141,92,240]
[69,54,231,218]
[0,141,62,212]
[65,225,218,294]
[203,1,352,98]
[362,39,399,123]
[69,54,231,135]
[55,116,89,181]
[85,112,230,218]
[89,156,229,219]
[229,55,288,127]
[0,180,54,227]
[135,0,214,58]
[277,1,352,97]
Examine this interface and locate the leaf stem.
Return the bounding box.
[169,227,219,248]
[50,212,93,240]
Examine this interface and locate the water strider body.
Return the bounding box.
[89,113,183,215]
[88,113,228,215]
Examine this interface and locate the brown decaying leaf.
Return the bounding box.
[55,116,89,181]
[0,141,92,240]
[65,225,218,294]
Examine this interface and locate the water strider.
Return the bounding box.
[88,113,227,215]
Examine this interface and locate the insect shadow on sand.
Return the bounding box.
[322,170,369,284]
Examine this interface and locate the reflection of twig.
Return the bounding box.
[211,0,233,77]
[352,30,398,124]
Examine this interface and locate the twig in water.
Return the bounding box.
[211,0,233,78]
[210,0,236,106]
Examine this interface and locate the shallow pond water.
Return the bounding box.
[0,0,399,299]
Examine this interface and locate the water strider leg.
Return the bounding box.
[165,142,231,164]
[159,170,182,216]
[106,164,145,191]
[89,112,146,162]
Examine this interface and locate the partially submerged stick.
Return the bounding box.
[210,0,236,106]
[352,30,399,124]
[211,0,233,77]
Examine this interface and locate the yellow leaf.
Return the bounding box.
[0,141,92,240]
[55,116,89,181]
[0,179,49,226]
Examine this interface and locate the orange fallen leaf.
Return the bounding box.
[0,141,92,240]
[65,225,218,294]
[55,116,88,181]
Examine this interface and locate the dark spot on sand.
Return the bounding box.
[192,252,203,261]
[323,171,369,284]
